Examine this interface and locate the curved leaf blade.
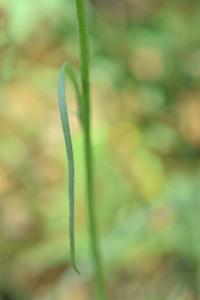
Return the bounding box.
[57,62,80,274]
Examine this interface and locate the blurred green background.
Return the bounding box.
[1,0,200,299]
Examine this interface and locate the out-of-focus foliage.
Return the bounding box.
[0,0,200,299]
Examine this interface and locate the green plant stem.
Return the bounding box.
[75,0,107,299]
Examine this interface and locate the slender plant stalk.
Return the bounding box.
[75,0,108,299]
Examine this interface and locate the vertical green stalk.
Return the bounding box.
[75,1,108,299]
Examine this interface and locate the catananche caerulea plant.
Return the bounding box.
[57,1,108,299]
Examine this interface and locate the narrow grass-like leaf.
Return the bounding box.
[57,62,80,274]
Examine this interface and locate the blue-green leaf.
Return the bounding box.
[57,62,80,274]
